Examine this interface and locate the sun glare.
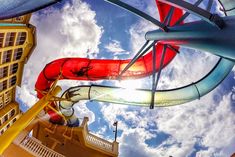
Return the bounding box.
[116,79,143,89]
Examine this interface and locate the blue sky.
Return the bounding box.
[16,0,235,156]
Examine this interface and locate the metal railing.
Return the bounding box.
[81,117,118,155]
[20,136,65,157]
[86,133,113,151]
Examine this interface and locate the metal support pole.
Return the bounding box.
[145,16,235,61]
[150,41,157,109]
[105,0,168,31]
[118,40,150,79]
[113,121,118,142]
[158,0,224,29]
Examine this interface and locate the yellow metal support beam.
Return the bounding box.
[47,104,67,122]
[0,86,62,155]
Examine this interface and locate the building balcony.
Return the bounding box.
[81,117,119,156]
[5,116,119,157]
[19,136,65,157]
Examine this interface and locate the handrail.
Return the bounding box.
[0,86,62,155]
[16,117,118,156]
[81,117,118,154]
[86,133,113,151]
[20,136,65,157]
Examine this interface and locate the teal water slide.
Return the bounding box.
[60,58,233,108]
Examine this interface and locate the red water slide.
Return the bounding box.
[35,1,183,124]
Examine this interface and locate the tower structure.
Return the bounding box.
[0,15,119,157]
[0,14,36,136]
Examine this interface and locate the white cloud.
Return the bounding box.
[16,86,37,107]
[127,0,160,55]
[119,128,158,157]
[105,40,129,55]
[100,88,235,157]
[155,92,235,157]
[126,0,159,19]
[100,103,129,130]
[73,101,95,124]
[154,48,219,89]
[91,125,108,140]
[129,19,156,56]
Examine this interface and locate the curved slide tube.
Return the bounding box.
[0,0,60,20]
[36,44,176,92]
[35,1,184,125]
[36,44,177,124]
[60,58,234,110]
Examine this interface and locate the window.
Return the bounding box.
[13,118,16,123]
[16,32,26,46]
[10,109,15,118]
[9,63,18,75]
[0,33,4,48]
[2,50,12,64]
[13,48,23,61]
[9,76,17,87]
[0,66,8,79]
[0,130,4,135]
[4,32,16,47]
[6,124,10,129]
[4,90,12,105]
[15,16,24,22]
[3,114,8,123]
[0,95,3,109]
[0,80,7,91]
